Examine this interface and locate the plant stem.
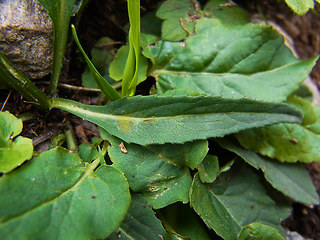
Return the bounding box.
[0,52,51,110]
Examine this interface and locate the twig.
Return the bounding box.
[1,89,12,111]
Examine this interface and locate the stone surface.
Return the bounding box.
[0,0,53,79]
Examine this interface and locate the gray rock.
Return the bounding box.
[0,0,53,79]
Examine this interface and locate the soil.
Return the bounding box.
[1,0,320,239]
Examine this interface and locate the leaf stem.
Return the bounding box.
[0,52,51,110]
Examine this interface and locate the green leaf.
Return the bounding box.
[109,45,149,85]
[203,0,249,24]
[0,112,33,173]
[197,155,219,183]
[71,25,121,101]
[239,222,285,240]
[122,0,141,97]
[107,194,167,240]
[217,138,319,205]
[190,163,291,239]
[81,37,117,89]
[190,173,241,240]
[284,0,314,15]
[147,18,317,102]
[52,95,302,145]
[105,133,196,209]
[0,147,131,240]
[156,0,200,41]
[78,137,103,163]
[236,123,320,163]
[38,0,79,95]
[236,94,320,163]
[160,203,211,240]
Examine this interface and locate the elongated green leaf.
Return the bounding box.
[284,0,314,15]
[105,133,196,209]
[239,222,285,240]
[52,95,301,145]
[0,112,33,173]
[107,194,167,240]
[147,18,317,101]
[122,0,141,97]
[156,0,200,41]
[190,163,291,239]
[217,138,319,205]
[71,25,121,101]
[0,147,131,240]
[38,0,79,95]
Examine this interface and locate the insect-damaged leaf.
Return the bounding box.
[0,147,131,240]
[104,133,207,209]
[147,18,317,102]
[52,95,302,145]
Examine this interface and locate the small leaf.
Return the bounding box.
[107,194,167,240]
[147,18,318,102]
[239,222,285,240]
[105,133,195,209]
[0,112,33,173]
[217,138,319,205]
[284,0,314,15]
[109,45,149,85]
[0,147,131,240]
[156,0,200,41]
[52,95,302,145]
[190,163,291,239]
[197,155,219,183]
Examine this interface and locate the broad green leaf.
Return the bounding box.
[71,25,121,101]
[105,133,196,209]
[107,194,167,240]
[197,155,219,183]
[217,138,319,205]
[109,45,149,85]
[156,0,200,41]
[190,163,291,239]
[0,147,131,240]
[147,18,317,102]
[239,222,285,240]
[236,94,320,163]
[284,0,314,15]
[236,123,320,163]
[204,0,249,24]
[0,112,33,173]
[38,0,79,95]
[52,95,302,145]
[160,203,211,240]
